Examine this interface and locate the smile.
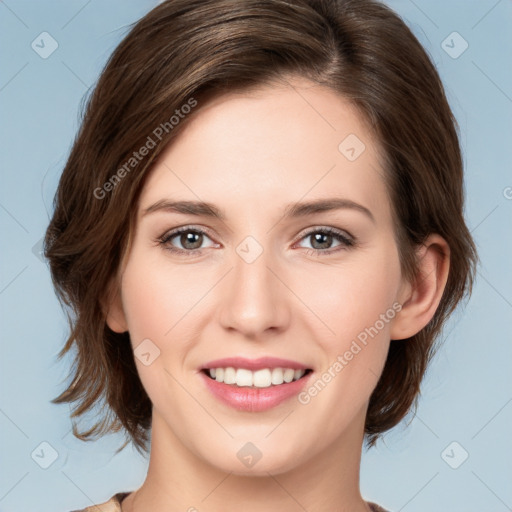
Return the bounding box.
[200,357,313,412]
[203,367,311,388]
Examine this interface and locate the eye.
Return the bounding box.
[158,225,356,257]
[295,227,355,256]
[158,226,216,255]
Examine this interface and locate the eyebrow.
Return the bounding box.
[142,197,375,223]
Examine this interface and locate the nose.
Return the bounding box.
[218,240,291,339]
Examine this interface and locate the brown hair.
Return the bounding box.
[45,0,477,455]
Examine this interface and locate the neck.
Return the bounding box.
[123,409,371,512]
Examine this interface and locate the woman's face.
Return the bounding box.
[108,77,411,475]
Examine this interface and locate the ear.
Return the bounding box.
[391,234,450,340]
[103,281,128,333]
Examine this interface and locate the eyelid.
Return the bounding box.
[295,225,354,244]
[159,224,217,242]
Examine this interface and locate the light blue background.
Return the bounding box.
[1,1,511,511]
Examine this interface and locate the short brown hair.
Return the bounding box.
[45,0,477,455]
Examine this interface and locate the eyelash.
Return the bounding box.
[157,225,356,258]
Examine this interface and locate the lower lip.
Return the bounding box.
[200,371,312,412]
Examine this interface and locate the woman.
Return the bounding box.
[45,0,477,510]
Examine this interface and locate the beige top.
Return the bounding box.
[70,492,390,511]
[70,492,131,512]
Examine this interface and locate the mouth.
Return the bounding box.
[199,357,314,412]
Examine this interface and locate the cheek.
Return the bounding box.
[299,248,401,348]
[296,245,402,405]
[119,248,217,386]
[293,255,401,432]
[119,248,203,342]
[119,252,191,400]
[120,274,169,343]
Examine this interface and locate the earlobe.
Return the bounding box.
[103,285,128,333]
[391,234,450,340]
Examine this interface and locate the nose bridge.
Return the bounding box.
[218,234,288,336]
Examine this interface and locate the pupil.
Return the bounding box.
[182,231,202,249]
[312,233,331,249]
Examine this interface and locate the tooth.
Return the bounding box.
[271,368,284,385]
[210,366,307,386]
[253,369,272,388]
[283,368,294,383]
[235,368,253,387]
[223,367,236,384]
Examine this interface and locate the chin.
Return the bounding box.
[200,440,307,477]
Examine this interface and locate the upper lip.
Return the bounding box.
[201,356,311,371]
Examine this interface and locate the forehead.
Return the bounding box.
[139,78,390,223]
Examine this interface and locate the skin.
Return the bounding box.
[106,76,450,512]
